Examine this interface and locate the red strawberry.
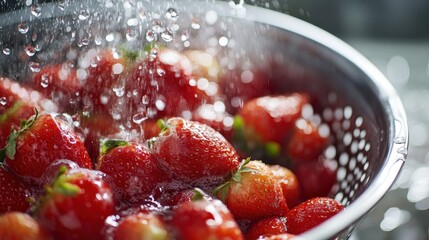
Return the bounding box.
[80,49,127,114]
[294,157,337,200]
[0,212,51,240]
[192,103,234,141]
[258,233,297,240]
[150,117,240,184]
[38,168,115,240]
[124,48,209,121]
[0,78,57,148]
[113,212,169,240]
[30,63,81,112]
[269,165,301,208]
[286,119,329,162]
[0,111,92,182]
[246,217,287,240]
[97,140,168,204]
[0,166,31,214]
[285,197,344,235]
[171,199,244,240]
[219,67,272,114]
[214,159,289,220]
[238,94,309,144]
[158,188,211,208]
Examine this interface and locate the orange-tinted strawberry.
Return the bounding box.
[269,165,301,208]
[171,199,244,240]
[285,197,344,235]
[0,212,51,240]
[286,119,329,162]
[113,211,169,240]
[124,48,209,121]
[238,94,309,144]
[150,117,240,185]
[97,140,168,204]
[0,166,31,214]
[38,168,115,240]
[214,159,289,220]
[246,217,287,240]
[0,111,92,182]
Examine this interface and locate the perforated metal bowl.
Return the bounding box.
[0,1,408,239]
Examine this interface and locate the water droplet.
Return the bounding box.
[152,19,164,33]
[40,74,50,88]
[31,4,42,17]
[94,36,102,45]
[0,97,7,106]
[2,48,11,55]
[139,9,147,20]
[18,22,29,34]
[78,10,90,21]
[31,32,38,42]
[161,28,173,42]
[29,61,41,72]
[132,112,148,124]
[146,30,156,42]
[165,8,178,20]
[219,36,229,47]
[142,95,149,104]
[155,99,166,111]
[156,68,165,76]
[24,45,37,56]
[113,86,125,97]
[126,28,138,41]
[191,18,201,30]
[58,0,66,10]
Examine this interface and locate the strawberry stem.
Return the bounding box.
[0,108,39,162]
[100,139,129,156]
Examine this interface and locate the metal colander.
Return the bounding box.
[0,1,408,239]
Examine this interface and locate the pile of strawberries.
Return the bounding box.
[0,47,344,240]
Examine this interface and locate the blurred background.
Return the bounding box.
[1,0,429,239]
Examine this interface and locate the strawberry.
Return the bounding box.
[286,118,329,162]
[158,188,211,209]
[0,111,92,183]
[38,167,115,240]
[30,63,81,112]
[150,117,240,185]
[113,211,169,240]
[219,67,273,114]
[171,198,244,240]
[213,159,289,220]
[0,212,51,240]
[246,217,287,240]
[80,48,127,114]
[294,157,337,200]
[0,166,31,214]
[258,233,297,240]
[269,165,301,208]
[97,140,168,204]
[285,197,344,235]
[124,48,209,121]
[192,103,234,141]
[0,78,57,148]
[238,94,309,144]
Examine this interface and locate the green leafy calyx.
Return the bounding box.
[0,108,39,162]
[212,158,254,202]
